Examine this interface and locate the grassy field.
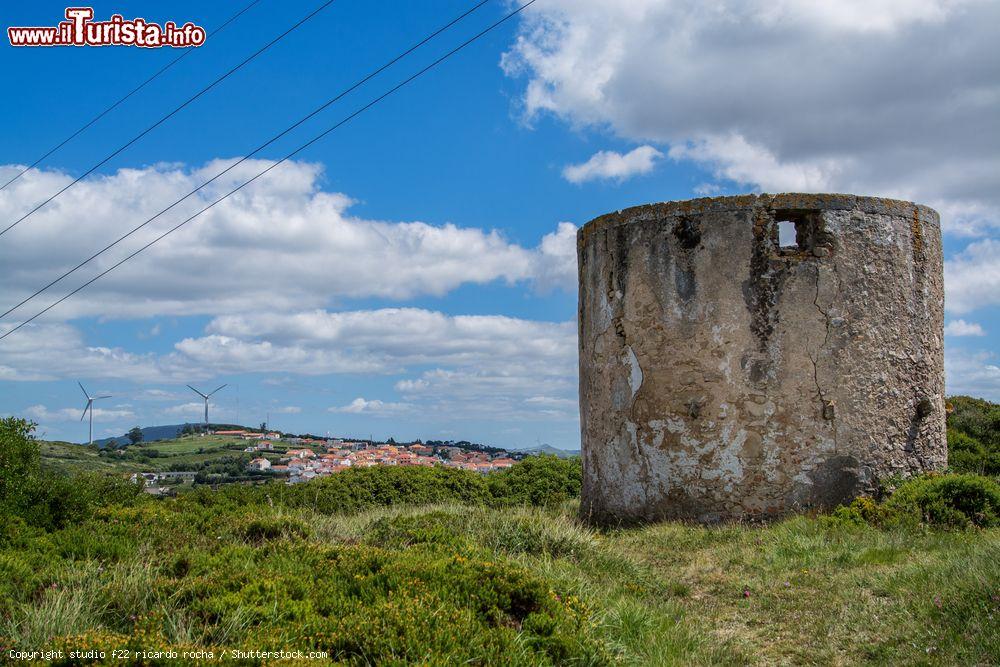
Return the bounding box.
[135,435,257,455]
[38,441,147,474]
[1,499,997,665]
[38,436,262,476]
[4,403,998,665]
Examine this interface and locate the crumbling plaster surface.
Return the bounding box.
[578,194,946,524]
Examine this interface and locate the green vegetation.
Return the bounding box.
[37,435,264,483]
[828,474,1000,529]
[2,418,999,664]
[180,454,581,514]
[947,395,1000,475]
[38,441,149,475]
[2,418,145,531]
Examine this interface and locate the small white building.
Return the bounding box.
[248,457,271,471]
[286,448,316,459]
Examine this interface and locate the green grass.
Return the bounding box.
[1,500,996,665]
[615,516,999,664]
[134,435,247,455]
[6,418,998,664]
[38,436,257,475]
[38,441,147,474]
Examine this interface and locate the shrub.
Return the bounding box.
[827,474,1000,529]
[238,516,312,544]
[18,471,146,532]
[364,512,472,552]
[947,396,1000,475]
[885,474,1000,528]
[0,417,40,513]
[825,496,887,528]
[201,464,492,515]
[177,456,583,516]
[487,455,582,507]
[0,550,44,617]
[1,418,146,530]
[948,428,999,476]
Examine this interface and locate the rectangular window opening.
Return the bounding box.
[772,209,827,256]
[778,220,798,248]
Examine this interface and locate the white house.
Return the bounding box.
[248,457,271,471]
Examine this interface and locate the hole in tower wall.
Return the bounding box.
[778,220,797,248]
[772,209,828,257]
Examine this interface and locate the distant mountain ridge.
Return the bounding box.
[90,424,579,456]
[513,443,580,458]
[93,423,195,448]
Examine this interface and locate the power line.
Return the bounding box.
[0,0,539,343]
[0,0,492,320]
[0,0,263,194]
[0,0,339,239]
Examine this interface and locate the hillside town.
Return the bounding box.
[248,439,518,484]
[128,428,523,489]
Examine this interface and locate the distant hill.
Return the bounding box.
[94,423,195,448]
[93,422,266,448]
[514,443,580,458]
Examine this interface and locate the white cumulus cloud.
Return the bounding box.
[562,145,662,183]
[0,160,577,322]
[0,308,581,424]
[946,348,1000,400]
[24,403,134,422]
[944,319,986,336]
[329,398,411,416]
[944,239,1000,314]
[504,0,1000,234]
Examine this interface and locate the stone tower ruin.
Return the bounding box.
[577,194,946,524]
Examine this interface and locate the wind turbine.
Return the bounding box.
[78,382,111,445]
[187,384,227,424]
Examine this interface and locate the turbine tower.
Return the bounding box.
[78,382,111,446]
[187,384,227,424]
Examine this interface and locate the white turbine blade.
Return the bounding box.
[207,383,228,397]
[187,384,208,399]
[95,395,112,400]
[81,401,91,421]
[78,381,91,400]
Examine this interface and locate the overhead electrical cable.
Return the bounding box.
[0,0,264,193]
[0,0,493,320]
[0,0,339,238]
[0,0,540,342]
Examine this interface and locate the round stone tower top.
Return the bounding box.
[579,193,940,244]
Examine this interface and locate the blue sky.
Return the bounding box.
[1,0,998,446]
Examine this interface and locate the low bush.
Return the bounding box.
[0,417,40,513]
[947,396,1000,475]
[884,474,1000,528]
[0,514,609,664]
[826,473,1000,529]
[180,455,582,516]
[261,463,491,513]
[364,511,472,552]
[237,515,312,544]
[487,455,582,507]
[825,496,886,528]
[948,428,1000,476]
[1,419,146,531]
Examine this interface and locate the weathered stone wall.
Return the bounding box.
[578,194,946,524]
